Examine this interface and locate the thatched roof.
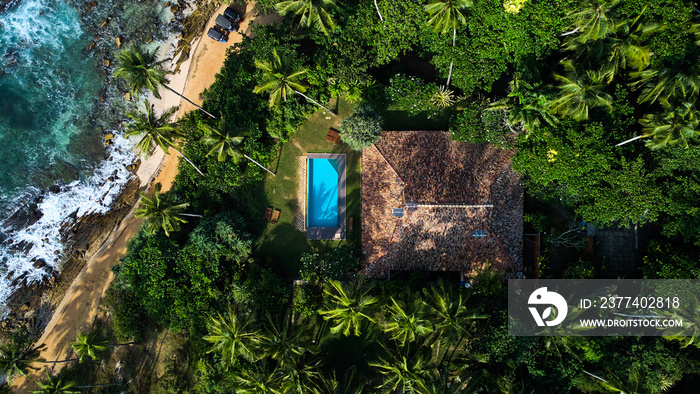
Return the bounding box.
[361,131,523,278]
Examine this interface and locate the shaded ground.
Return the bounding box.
[252,97,360,279]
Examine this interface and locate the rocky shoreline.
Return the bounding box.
[1,176,141,337]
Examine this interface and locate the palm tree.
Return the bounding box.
[634,102,700,149]
[488,79,559,132]
[199,120,276,176]
[424,0,472,87]
[319,279,378,337]
[632,63,700,106]
[0,340,43,385]
[656,295,700,348]
[259,312,313,369]
[369,353,432,394]
[584,366,672,394]
[253,48,336,115]
[134,184,200,236]
[564,14,656,84]
[383,295,433,345]
[71,331,108,362]
[548,60,613,121]
[125,100,205,176]
[204,309,261,367]
[422,281,487,355]
[114,46,216,119]
[235,362,283,394]
[275,0,338,36]
[562,0,620,43]
[32,372,79,394]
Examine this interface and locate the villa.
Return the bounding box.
[361,131,524,279]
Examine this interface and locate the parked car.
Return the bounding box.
[215,14,237,32]
[224,7,241,23]
[207,26,227,43]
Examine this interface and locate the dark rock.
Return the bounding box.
[48,184,61,193]
[33,259,47,270]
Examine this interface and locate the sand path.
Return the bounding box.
[13,1,280,390]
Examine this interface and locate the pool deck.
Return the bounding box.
[306,153,346,240]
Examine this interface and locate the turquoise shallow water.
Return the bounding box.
[307,158,339,228]
[0,0,102,197]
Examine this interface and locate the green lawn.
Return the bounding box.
[253,97,361,279]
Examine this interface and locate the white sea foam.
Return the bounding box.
[0,133,136,316]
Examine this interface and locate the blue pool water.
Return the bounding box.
[307,158,339,228]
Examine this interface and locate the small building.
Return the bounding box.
[361,131,523,279]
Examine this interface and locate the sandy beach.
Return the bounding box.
[11,2,280,389]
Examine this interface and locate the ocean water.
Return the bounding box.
[0,0,177,314]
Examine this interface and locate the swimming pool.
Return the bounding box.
[306,154,346,240]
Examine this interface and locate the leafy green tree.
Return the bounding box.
[549,60,613,121]
[134,185,199,237]
[125,100,204,176]
[339,104,384,150]
[319,280,378,336]
[71,330,108,362]
[204,308,261,366]
[253,48,335,115]
[199,119,275,176]
[424,0,472,86]
[276,0,338,36]
[114,46,216,119]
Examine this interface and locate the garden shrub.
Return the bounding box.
[293,283,325,317]
[104,285,147,341]
[339,104,384,150]
[449,104,514,149]
[386,74,438,115]
[299,246,361,282]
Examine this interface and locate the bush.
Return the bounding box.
[104,285,147,341]
[293,283,325,317]
[299,246,361,282]
[339,104,384,150]
[449,104,514,149]
[112,212,253,332]
[386,74,438,115]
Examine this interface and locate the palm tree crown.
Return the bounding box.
[204,309,261,366]
[125,100,205,176]
[134,185,192,236]
[319,280,378,337]
[71,330,109,362]
[424,0,472,35]
[549,60,613,121]
[114,46,168,99]
[125,100,179,158]
[32,371,79,394]
[0,340,43,385]
[639,102,700,150]
[199,120,276,176]
[253,48,335,115]
[275,0,338,36]
[253,48,309,107]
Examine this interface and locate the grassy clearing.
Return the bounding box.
[252,97,361,279]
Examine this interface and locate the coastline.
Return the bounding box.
[10,1,275,389]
